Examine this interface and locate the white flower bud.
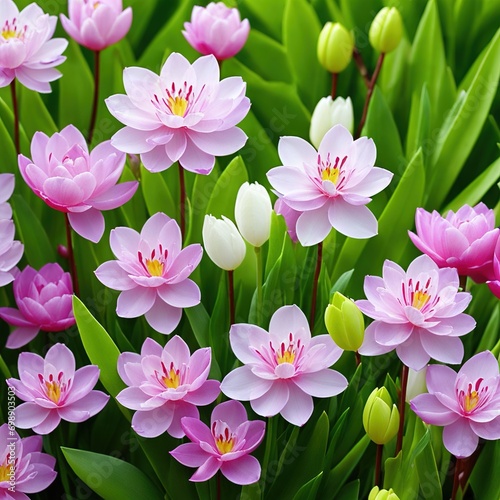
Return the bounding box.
[406,366,428,403]
[235,182,272,247]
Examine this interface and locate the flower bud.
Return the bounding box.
[363,387,400,445]
[202,215,246,271]
[235,182,272,247]
[310,96,354,148]
[369,7,403,54]
[369,487,400,500]
[317,22,354,74]
[325,292,364,351]
[406,367,427,403]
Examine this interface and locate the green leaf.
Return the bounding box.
[19,87,58,137]
[406,84,431,162]
[335,480,361,500]
[61,448,163,500]
[470,440,500,500]
[184,303,210,348]
[239,0,286,41]
[329,269,354,298]
[292,472,324,500]
[140,167,177,219]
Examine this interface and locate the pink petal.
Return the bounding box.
[459,350,499,381]
[45,343,75,377]
[442,419,479,458]
[168,401,199,438]
[420,332,464,366]
[221,365,274,401]
[6,327,40,349]
[470,417,500,440]
[396,333,431,371]
[221,455,261,485]
[170,443,210,467]
[15,402,50,429]
[141,145,173,173]
[187,128,247,156]
[157,280,200,308]
[278,136,317,168]
[165,132,187,162]
[211,400,248,430]
[132,405,174,438]
[105,95,159,130]
[167,244,203,283]
[266,166,320,204]
[0,307,35,327]
[65,365,100,404]
[296,205,332,246]
[184,380,220,406]
[94,261,136,291]
[328,199,378,239]
[349,167,393,197]
[280,382,314,426]
[373,321,414,346]
[116,288,156,318]
[426,364,458,397]
[293,369,347,398]
[89,181,138,211]
[178,138,215,174]
[250,381,289,417]
[31,410,61,435]
[358,323,395,356]
[116,386,151,410]
[410,393,459,425]
[190,456,221,482]
[58,391,109,422]
[269,304,310,342]
[229,323,271,365]
[111,127,156,154]
[144,296,182,335]
[68,208,105,243]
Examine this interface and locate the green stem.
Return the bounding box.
[228,270,235,326]
[179,163,186,241]
[261,416,277,485]
[255,246,263,325]
[0,353,12,380]
[64,213,80,297]
[10,80,19,155]
[395,364,409,456]
[309,242,323,331]
[87,50,101,145]
[56,424,72,495]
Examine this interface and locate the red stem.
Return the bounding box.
[451,458,461,500]
[374,444,383,487]
[309,242,323,331]
[331,72,338,100]
[10,80,19,155]
[355,351,361,366]
[87,50,101,144]
[179,163,186,240]
[228,270,235,326]
[65,213,80,297]
[395,364,409,455]
[353,47,370,87]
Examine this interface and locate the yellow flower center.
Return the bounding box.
[274,333,302,365]
[1,19,26,40]
[212,423,235,454]
[464,390,479,412]
[146,259,164,277]
[45,380,61,404]
[162,367,180,389]
[319,154,347,186]
[0,459,12,482]
[2,29,17,40]
[412,290,431,310]
[167,96,189,117]
[321,165,340,184]
[138,246,168,278]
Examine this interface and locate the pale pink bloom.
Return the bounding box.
[487,237,500,299]
[7,343,109,435]
[0,219,23,288]
[0,173,14,219]
[267,125,393,246]
[116,336,220,438]
[274,198,300,243]
[171,400,265,485]
[183,2,250,61]
[409,203,499,283]
[0,0,67,92]
[221,305,348,426]
[410,351,500,458]
[60,0,132,51]
[0,263,74,349]
[105,52,250,175]
[357,254,476,371]
[18,125,138,243]
[0,424,57,499]
[95,213,203,334]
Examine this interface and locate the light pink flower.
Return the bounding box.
[0,424,57,499]
[410,351,500,458]
[60,0,132,51]
[267,125,393,246]
[0,0,67,92]
[274,197,300,243]
[221,305,348,426]
[18,124,138,243]
[171,400,265,485]
[183,2,250,61]
[409,204,499,283]
[0,173,14,219]
[357,254,476,371]
[105,52,250,175]
[7,343,109,435]
[116,336,220,438]
[95,212,203,334]
[0,219,23,288]
[0,263,74,349]
[487,237,500,299]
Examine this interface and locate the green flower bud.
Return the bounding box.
[324,292,364,351]
[317,22,354,73]
[369,7,403,54]
[368,486,401,500]
[363,387,400,445]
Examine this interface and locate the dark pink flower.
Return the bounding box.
[116,336,220,438]
[487,237,500,299]
[410,351,500,458]
[171,400,265,485]
[7,343,109,434]
[0,264,74,349]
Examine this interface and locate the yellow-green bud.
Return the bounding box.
[324,292,364,351]
[368,487,401,500]
[363,387,400,445]
[317,22,354,74]
[369,7,403,54]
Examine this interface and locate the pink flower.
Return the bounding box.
[60,0,132,51]
[170,400,265,485]
[274,197,300,243]
[105,52,250,175]
[0,424,57,499]
[7,343,109,435]
[220,305,348,426]
[116,336,220,438]
[95,213,203,334]
[183,2,250,61]
[409,203,499,283]
[410,351,500,458]
[0,0,67,93]
[0,263,75,349]
[0,219,23,288]
[0,173,14,219]
[18,125,138,243]
[267,125,393,246]
[487,237,500,299]
[357,254,476,371]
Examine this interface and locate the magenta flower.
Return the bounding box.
[221,305,348,426]
[18,125,138,243]
[183,2,250,61]
[0,263,74,349]
[487,237,500,299]
[116,336,220,438]
[60,0,132,51]
[0,173,14,219]
[7,343,109,434]
[267,125,393,246]
[0,219,23,288]
[171,400,265,485]
[0,0,67,92]
[357,254,476,371]
[0,424,57,499]
[105,52,250,174]
[95,212,203,334]
[410,351,500,458]
[409,203,499,283]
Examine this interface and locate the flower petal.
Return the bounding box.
[221,455,261,485]
[442,419,479,458]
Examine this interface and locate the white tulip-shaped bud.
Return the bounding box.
[310,96,354,149]
[235,182,272,247]
[202,215,246,271]
[406,366,427,403]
